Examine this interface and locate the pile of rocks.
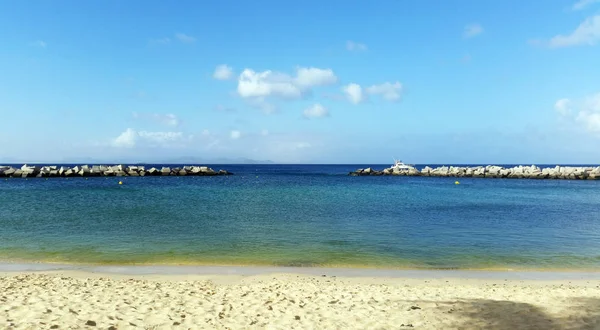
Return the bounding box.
[350,165,600,180]
[0,165,233,178]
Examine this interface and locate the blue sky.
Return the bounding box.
[1,0,600,164]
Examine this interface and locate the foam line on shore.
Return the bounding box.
[2,263,600,280]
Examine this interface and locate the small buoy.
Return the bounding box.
[118,181,123,185]
[455,181,460,185]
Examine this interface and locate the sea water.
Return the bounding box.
[1,164,599,270]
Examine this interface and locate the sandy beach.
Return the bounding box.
[1,270,600,329]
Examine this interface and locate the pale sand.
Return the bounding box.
[1,271,600,329]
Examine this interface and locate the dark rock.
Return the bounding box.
[85,320,96,326]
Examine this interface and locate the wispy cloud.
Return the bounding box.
[303,103,330,119]
[175,33,196,43]
[547,15,600,48]
[342,81,403,104]
[149,33,196,45]
[366,82,403,102]
[112,128,190,148]
[555,98,572,116]
[132,112,180,127]
[29,40,47,48]
[346,40,367,52]
[463,24,484,38]
[213,64,233,80]
[149,37,171,46]
[572,0,600,11]
[554,93,600,133]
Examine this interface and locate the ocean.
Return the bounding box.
[1,164,599,270]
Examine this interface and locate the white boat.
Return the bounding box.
[391,159,415,171]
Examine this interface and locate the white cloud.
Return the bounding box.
[463,24,484,38]
[366,81,403,101]
[295,67,338,88]
[238,69,302,99]
[237,67,337,100]
[548,15,600,48]
[230,130,242,140]
[175,33,196,43]
[132,112,180,127]
[261,129,269,136]
[303,103,330,119]
[30,40,47,48]
[213,64,233,80]
[555,92,600,133]
[113,128,137,148]
[576,111,600,132]
[555,98,572,116]
[202,129,211,136]
[342,83,366,104]
[346,40,367,52]
[112,128,188,148]
[572,0,600,11]
[342,81,404,104]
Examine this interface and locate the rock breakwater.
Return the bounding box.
[0,165,232,178]
[350,165,600,180]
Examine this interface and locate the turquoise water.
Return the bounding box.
[1,164,599,270]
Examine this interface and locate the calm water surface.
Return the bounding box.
[1,164,599,270]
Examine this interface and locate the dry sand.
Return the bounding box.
[1,271,600,329]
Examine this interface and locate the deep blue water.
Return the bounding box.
[1,164,599,270]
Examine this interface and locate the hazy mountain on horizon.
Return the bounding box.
[0,156,275,165]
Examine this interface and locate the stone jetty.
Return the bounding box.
[0,164,233,178]
[350,165,600,180]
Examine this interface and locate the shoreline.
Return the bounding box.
[3,262,600,280]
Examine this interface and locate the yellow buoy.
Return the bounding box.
[455,181,460,185]
[118,181,123,185]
